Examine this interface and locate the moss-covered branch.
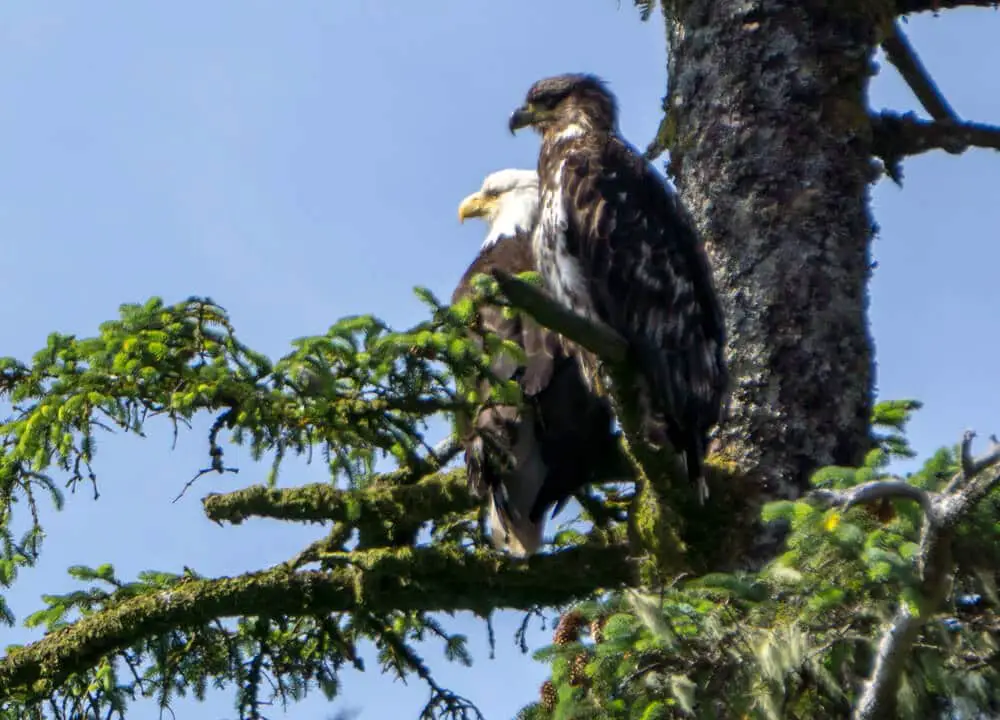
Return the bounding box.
[0,544,633,699]
[490,270,629,363]
[201,469,476,526]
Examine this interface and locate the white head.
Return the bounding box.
[457,168,540,249]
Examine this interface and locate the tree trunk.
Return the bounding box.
[662,1,878,535]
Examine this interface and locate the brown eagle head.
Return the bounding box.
[508,73,618,137]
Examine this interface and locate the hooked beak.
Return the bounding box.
[508,104,537,135]
[457,191,495,223]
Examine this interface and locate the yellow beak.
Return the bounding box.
[457,191,496,223]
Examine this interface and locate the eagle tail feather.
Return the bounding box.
[632,337,712,505]
[468,406,546,556]
[683,437,710,506]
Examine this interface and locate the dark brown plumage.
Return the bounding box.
[509,74,728,504]
[453,169,618,555]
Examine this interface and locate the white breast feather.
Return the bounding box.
[535,159,594,320]
[555,123,585,141]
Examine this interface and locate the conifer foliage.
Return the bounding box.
[2,0,1000,717]
[519,401,1000,719]
[0,288,632,720]
[0,289,998,719]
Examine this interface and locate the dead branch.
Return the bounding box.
[824,431,1000,720]
[946,432,1000,494]
[872,111,1000,159]
[881,21,957,122]
[810,478,932,515]
[871,111,1000,182]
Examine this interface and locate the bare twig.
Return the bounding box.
[850,431,1000,720]
[954,429,978,490]
[490,269,629,364]
[872,111,1000,159]
[173,464,239,504]
[811,478,932,515]
[881,21,957,121]
[938,434,1000,522]
[895,0,999,13]
[946,433,1000,494]
[871,111,1000,183]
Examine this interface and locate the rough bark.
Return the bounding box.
[662,1,877,532]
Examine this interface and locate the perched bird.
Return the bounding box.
[452,168,618,555]
[508,73,728,504]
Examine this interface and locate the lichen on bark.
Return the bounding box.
[661,0,878,527]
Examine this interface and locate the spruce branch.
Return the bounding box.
[895,0,998,13]
[0,544,633,700]
[201,469,475,526]
[811,430,1000,720]
[881,21,957,122]
[358,611,484,720]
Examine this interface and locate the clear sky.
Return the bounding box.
[0,3,997,719]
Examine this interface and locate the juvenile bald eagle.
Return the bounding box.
[508,74,727,504]
[452,168,618,555]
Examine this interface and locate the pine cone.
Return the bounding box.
[553,610,586,645]
[541,680,557,711]
[568,652,590,687]
[589,616,607,644]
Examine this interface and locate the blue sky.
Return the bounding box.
[0,3,997,718]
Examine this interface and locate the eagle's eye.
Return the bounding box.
[532,93,561,110]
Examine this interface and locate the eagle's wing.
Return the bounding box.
[557,135,727,485]
[451,233,561,555]
[451,235,561,396]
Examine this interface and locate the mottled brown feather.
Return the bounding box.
[453,229,618,554]
[528,75,728,503]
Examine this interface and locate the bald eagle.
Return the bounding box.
[508,73,728,504]
[452,168,618,555]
